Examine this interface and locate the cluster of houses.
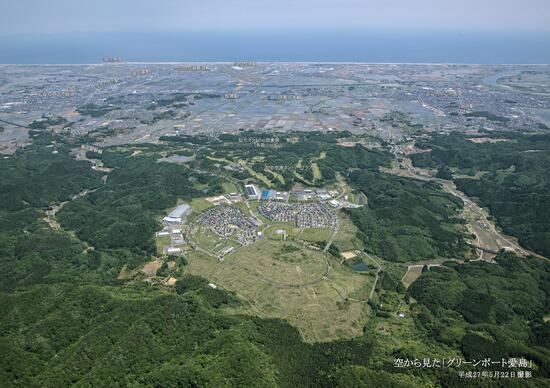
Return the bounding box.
[196,205,259,246]
[258,202,337,229]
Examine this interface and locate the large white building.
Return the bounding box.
[245,184,259,200]
[163,204,191,224]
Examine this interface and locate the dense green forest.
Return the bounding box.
[412,132,550,257]
[0,280,383,387]
[409,252,550,378]
[0,132,104,292]
[310,137,468,263]
[58,147,223,254]
[1,131,549,386]
[345,171,469,262]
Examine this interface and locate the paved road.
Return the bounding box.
[0,118,27,128]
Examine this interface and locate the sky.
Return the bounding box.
[1,0,549,36]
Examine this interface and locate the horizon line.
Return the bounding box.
[1,61,550,66]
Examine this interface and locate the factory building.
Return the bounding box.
[163,203,191,224]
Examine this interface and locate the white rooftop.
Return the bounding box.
[167,204,191,219]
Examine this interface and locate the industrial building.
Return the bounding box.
[245,184,259,199]
[163,203,191,224]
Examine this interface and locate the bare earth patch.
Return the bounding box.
[401,265,423,289]
[341,250,359,260]
[117,264,131,280]
[143,260,163,277]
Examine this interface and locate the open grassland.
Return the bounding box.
[193,227,242,254]
[260,215,334,244]
[194,229,222,252]
[293,171,313,185]
[186,239,373,342]
[189,197,215,212]
[155,236,171,255]
[311,150,326,181]
[265,168,286,184]
[206,155,232,164]
[333,212,363,251]
[222,181,238,193]
[264,223,302,240]
[298,227,333,242]
[224,240,325,284]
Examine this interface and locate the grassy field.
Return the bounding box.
[293,171,313,185]
[333,212,363,251]
[311,162,322,181]
[155,236,171,255]
[265,168,286,185]
[194,228,242,255]
[299,227,333,242]
[238,159,273,187]
[311,151,326,181]
[206,155,232,164]
[186,238,373,342]
[194,229,222,252]
[264,223,301,240]
[189,198,214,212]
[222,181,238,193]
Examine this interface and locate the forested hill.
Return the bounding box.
[411,132,550,257]
[1,131,549,386]
[313,143,469,263]
[409,252,550,378]
[0,133,393,387]
[345,170,469,262]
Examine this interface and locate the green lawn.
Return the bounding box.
[299,227,332,242]
[189,198,214,212]
[222,182,238,194]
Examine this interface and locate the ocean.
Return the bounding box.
[1,29,549,64]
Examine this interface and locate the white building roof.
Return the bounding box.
[167,204,191,219]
